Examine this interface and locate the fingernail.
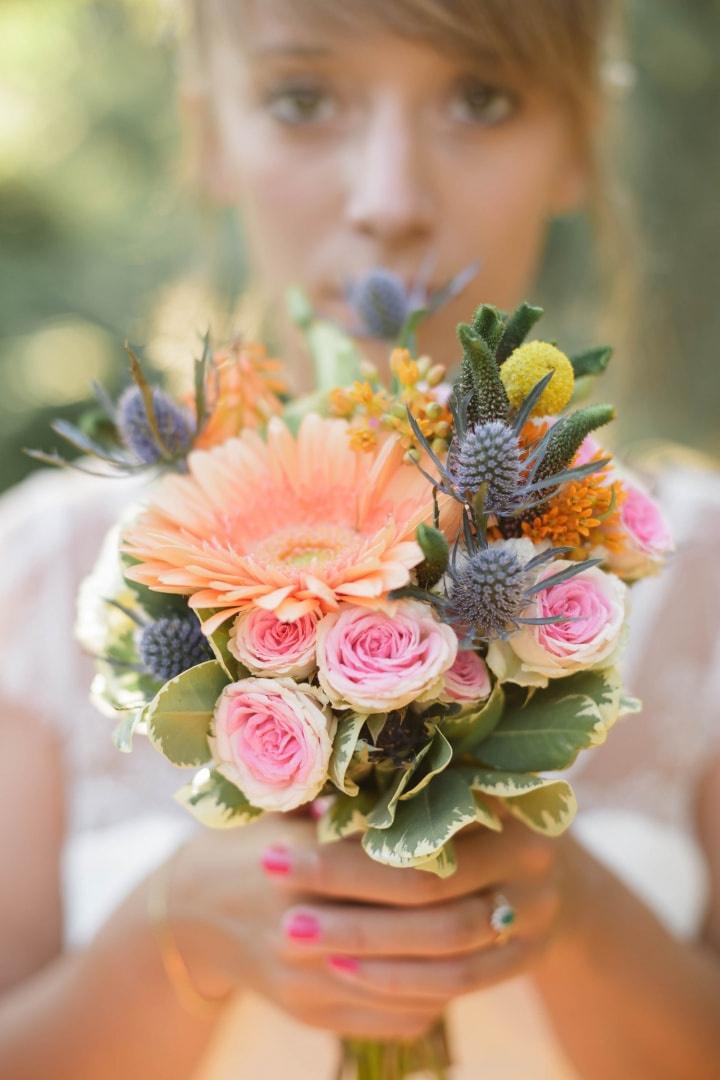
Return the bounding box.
[283,911,321,943]
[261,844,292,876]
[328,954,360,975]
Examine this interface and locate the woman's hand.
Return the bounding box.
[167,810,574,1041]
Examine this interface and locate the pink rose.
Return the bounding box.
[316,601,457,713]
[211,678,334,811]
[489,562,627,685]
[609,483,673,580]
[442,649,491,704]
[228,609,318,679]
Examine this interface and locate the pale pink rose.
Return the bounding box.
[505,562,627,681]
[609,483,673,580]
[442,649,491,704]
[316,601,457,713]
[573,434,605,469]
[228,608,318,679]
[211,678,334,811]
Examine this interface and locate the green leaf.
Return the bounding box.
[495,301,544,364]
[365,752,428,830]
[365,713,388,744]
[328,713,367,796]
[195,608,242,681]
[112,709,140,753]
[145,660,227,767]
[174,768,263,829]
[459,766,553,797]
[476,668,622,772]
[472,792,503,831]
[398,729,453,801]
[362,770,479,869]
[570,345,612,379]
[317,789,377,843]
[441,682,505,752]
[502,780,577,837]
[415,523,449,590]
[397,307,428,352]
[412,840,458,878]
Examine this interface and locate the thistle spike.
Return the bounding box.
[495,301,544,364]
[456,323,510,425]
[471,303,506,352]
[532,404,615,484]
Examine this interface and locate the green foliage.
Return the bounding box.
[570,345,613,379]
[476,668,621,772]
[534,404,615,481]
[317,789,377,843]
[471,303,506,351]
[414,523,449,589]
[195,608,242,681]
[328,713,367,796]
[144,659,227,767]
[441,682,505,753]
[362,770,480,871]
[456,323,510,425]
[495,302,544,364]
[175,769,263,829]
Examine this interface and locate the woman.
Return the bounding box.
[1,2,719,1077]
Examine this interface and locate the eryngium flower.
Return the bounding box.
[447,543,532,639]
[117,386,194,464]
[352,269,410,339]
[450,420,523,513]
[137,615,213,682]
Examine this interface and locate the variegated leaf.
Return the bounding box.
[328,713,367,796]
[174,768,263,829]
[365,748,429,830]
[398,729,453,801]
[362,771,478,869]
[443,683,505,754]
[145,659,227,767]
[196,608,242,681]
[477,668,622,772]
[412,840,458,878]
[472,792,503,831]
[317,789,377,843]
[459,767,551,798]
[501,780,577,837]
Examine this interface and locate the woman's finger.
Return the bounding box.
[322,933,550,1004]
[261,819,555,906]
[276,879,555,959]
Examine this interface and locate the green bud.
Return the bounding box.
[495,301,544,364]
[415,523,449,590]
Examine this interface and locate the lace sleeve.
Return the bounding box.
[568,461,720,835]
[0,468,141,734]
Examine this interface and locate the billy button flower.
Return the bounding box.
[500,341,575,417]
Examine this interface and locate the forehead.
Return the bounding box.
[203,0,519,74]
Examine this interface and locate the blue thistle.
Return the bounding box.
[116,386,194,464]
[448,544,532,639]
[137,615,213,682]
[449,421,523,514]
[352,269,410,340]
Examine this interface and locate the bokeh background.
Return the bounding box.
[1,0,718,495]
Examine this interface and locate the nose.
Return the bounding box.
[346,100,435,246]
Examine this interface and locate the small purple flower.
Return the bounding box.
[116,385,194,464]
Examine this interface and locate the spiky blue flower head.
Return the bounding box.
[352,269,410,339]
[116,385,194,464]
[450,420,523,514]
[448,543,531,640]
[137,615,213,682]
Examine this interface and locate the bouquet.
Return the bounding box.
[38,277,673,1079]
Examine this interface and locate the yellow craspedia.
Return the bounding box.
[501,340,575,416]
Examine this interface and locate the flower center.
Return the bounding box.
[254,525,359,571]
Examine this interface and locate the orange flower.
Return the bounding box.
[123,414,459,631]
[193,341,286,449]
[521,457,626,554]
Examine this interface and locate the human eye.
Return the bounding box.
[263,81,338,126]
[448,79,518,126]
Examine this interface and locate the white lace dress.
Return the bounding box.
[0,462,718,1079]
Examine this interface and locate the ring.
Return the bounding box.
[489,891,516,945]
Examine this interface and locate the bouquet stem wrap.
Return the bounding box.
[338,1018,451,1080]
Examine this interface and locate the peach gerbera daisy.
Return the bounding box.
[123,414,458,632]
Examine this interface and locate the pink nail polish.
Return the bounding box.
[284,912,321,942]
[328,955,360,975]
[261,844,291,876]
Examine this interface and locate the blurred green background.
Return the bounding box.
[1,0,718,495]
